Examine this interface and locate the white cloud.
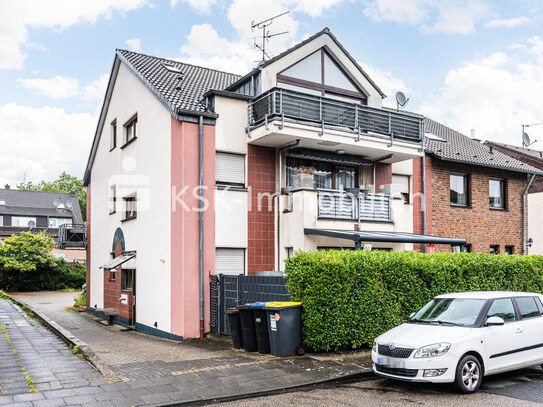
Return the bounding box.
[419,38,543,146]
[484,16,530,29]
[363,0,490,34]
[170,0,216,14]
[0,0,148,69]
[125,38,141,52]
[0,104,95,185]
[358,62,409,106]
[17,73,109,100]
[285,0,347,17]
[17,76,80,100]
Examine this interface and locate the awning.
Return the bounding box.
[290,148,373,166]
[101,253,135,271]
[304,228,467,246]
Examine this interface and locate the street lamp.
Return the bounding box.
[522,122,543,147]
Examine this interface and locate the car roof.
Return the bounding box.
[435,291,542,300]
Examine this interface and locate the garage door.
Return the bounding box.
[215,248,245,275]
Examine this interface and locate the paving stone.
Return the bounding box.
[62,395,97,405]
[13,393,45,402]
[31,398,67,407]
[140,392,173,404]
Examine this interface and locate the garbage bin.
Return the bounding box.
[265,302,304,357]
[251,302,270,354]
[237,305,258,352]
[226,308,244,349]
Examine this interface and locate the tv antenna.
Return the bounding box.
[395,91,409,112]
[251,11,290,62]
[522,122,543,147]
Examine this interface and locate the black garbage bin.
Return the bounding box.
[265,302,304,357]
[251,302,270,354]
[226,308,244,349]
[238,305,258,352]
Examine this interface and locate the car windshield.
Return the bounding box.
[409,298,487,327]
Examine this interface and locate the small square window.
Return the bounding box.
[505,246,514,255]
[121,269,134,291]
[490,245,500,254]
[489,178,506,209]
[110,120,117,150]
[123,195,137,220]
[450,173,469,206]
[109,270,116,281]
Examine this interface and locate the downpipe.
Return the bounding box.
[199,115,205,339]
[523,173,536,255]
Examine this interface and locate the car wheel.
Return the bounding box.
[454,355,482,393]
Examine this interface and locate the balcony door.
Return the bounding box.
[286,157,356,190]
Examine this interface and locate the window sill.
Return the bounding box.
[120,137,137,149]
[121,216,137,222]
[450,204,471,209]
[490,207,507,211]
[109,210,116,215]
[108,279,116,282]
[109,146,116,152]
[214,184,248,191]
[121,289,133,293]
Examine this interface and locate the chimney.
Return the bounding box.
[4,184,10,189]
[489,146,494,154]
[470,129,476,139]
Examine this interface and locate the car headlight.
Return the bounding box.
[414,343,451,358]
[372,340,377,352]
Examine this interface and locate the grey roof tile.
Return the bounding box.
[116,50,241,115]
[0,189,83,223]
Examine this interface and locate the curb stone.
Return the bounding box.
[1,291,123,383]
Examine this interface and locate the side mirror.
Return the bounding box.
[486,316,505,326]
[409,312,415,318]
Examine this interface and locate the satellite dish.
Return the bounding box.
[395,91,409,111]
[523,132,531,147]
[53,199,61,207]
[66,201,73,209]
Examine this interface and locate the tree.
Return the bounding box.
[17,172,87,221]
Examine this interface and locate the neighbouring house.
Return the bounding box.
[0,185,86,260]
[411,118,543,254]
[84,28,466,340]
[484,141,543,255]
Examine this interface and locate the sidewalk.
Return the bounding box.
[11,292,373,406]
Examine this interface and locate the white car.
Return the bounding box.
[371,291,543,393]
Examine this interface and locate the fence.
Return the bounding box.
[210,274,290,336]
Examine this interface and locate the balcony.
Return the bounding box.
[248,88,424,150]
[317,189,391,222]
[58,224,86,249]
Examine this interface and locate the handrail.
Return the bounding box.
[317,189,391,222]
[248,87,423,144]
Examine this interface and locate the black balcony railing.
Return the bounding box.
[248,87,424,145]
[58,224,86,249]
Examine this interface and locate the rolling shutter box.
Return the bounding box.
[216,152,245,185]
[215,248,245,275]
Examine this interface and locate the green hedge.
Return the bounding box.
[0,262,86,292]
[284,250,543,352]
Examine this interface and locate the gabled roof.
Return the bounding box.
[424,117,543,175]
[225,28,386,98]
[484,141,543,163]
[0,189,83,223]
[116,50,241,116]
[384,108,543,175]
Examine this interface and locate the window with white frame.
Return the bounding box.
[489,178,506,209]
[392,174,410,203]
[215,248,245,275]
[110,119,117,150]
[215,152,245,185]
[124,195,137,220]
[49,218,72,228]
[124,115,137,145]
[12,216,36,227]
[109,185,116,214]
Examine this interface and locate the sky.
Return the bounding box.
[1,0,543,186]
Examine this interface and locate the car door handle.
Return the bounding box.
[515,328,523,333]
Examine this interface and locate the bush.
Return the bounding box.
[0,232,86,292]
[284,250,543,352]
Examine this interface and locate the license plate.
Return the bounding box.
[377,357,405,368]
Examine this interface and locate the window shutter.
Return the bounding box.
[215,248,245,275]
[392,175,409,193]
[216,152,245,185]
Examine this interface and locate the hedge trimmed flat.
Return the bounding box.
[371,291,543,393]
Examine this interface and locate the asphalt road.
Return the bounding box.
[217,367,543,406]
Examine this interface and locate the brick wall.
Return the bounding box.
[374,162,392,192]
[247,145,276,275]
[103,239,133,323]
[430,159,528,254]
[412,157,433,251]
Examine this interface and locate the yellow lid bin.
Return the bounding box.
[265,301,302,308]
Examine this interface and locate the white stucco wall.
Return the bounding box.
[89,61,172,331]
[528,192,543,255]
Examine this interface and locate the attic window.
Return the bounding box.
[0,200,4,205]
[162,62,184,74]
